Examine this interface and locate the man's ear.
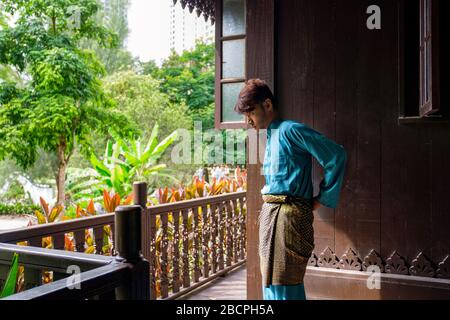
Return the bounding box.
[264,99,273,112]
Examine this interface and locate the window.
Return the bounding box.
[419,0,440,116]
[400,0,442,122]
[215,0,247,129]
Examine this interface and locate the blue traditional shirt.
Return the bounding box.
[261,119,347,209]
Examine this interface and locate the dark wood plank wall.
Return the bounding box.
[245,0,450,299]
[247,0,450,299]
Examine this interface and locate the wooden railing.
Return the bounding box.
[137,185,247,300]
[0,183,247,299]
[0,205,149,300]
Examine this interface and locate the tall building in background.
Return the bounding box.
[169,0,214,54]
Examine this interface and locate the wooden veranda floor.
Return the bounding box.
[177,264,247,300]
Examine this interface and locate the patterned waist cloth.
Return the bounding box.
[259,194,315,287]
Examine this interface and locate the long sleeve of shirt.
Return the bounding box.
[261,119,347,209]
[285,122,347,208]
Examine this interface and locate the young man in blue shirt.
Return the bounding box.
[234,79,347,300]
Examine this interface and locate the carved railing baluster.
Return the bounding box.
[182,208,190,288]
[192,206,200,282]
[217,202,225,271]
[74,230,85,253]
[149,211,157,299]
[27,237,42,249]
[93,226,104,255]
[201,204,209,278]
[225,200,233,267]
[160,213,169,298]
[232,199,239,263]
[23,266,42,290]
[52,233,65,250]
[108,223,115,255]
[210,203,218,274]
[238,197,246,260]
[172,210,180,293]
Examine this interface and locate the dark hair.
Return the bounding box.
[234,78,275,114]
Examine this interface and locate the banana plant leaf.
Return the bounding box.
[0,253,19,298]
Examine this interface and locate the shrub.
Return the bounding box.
[0,203,40,216]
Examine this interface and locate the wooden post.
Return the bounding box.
[114,204,150,300]
[133,182,148,263]
[133,182,156,299]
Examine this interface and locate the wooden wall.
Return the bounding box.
[245,0,450,299]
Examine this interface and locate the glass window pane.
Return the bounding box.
[223,0,245,37]
[222,39,245,79]
[222,82,245,122]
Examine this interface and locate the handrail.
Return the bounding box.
[0,243,112,272]
[147,191,246,215]
[0,213,114,244]
[2,262,130,300]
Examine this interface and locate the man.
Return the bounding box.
[234,79,347,300]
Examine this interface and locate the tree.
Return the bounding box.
[81,0,136,74]
[142,41,215,127]
[0,10,21,84]
[103,71,192,139]
[0,0,136,205]
[102,71,195,187]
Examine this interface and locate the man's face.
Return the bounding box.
[244,102,271,130]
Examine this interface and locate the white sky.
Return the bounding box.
[126,0,171,64]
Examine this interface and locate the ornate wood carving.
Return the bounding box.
[409,252,436,278]
[210,203,218,274]
[172,210,180,293]
[437,255,450,279]
[385,251,409,275]
[52,233,65,251]
[173,0,215,24]
[217,202,225,271]
[93,227,103,255]
[148,212,157,299]
[181,209,191,288]
[232,199,239,263]
[318,247,339,269]
[238,197,246,260]
[308,252,318,267]
[160,213,169,298]
[339,248,362,271]
[362,249,384,273]
[73,231,85,253]
[225,200,233,267]
[192,206,201,282]
[201,205,210,278]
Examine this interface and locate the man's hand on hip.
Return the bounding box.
[312,197,322,211]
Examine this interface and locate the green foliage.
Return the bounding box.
[81,0,136,74]
[142,41,215,113]
[0,0,118,47]
[0,203,40,216]
[0,0,137,203]
[0,252,19,298]
[118,123,178,181]
[0,152,57,190]
[0,180,26,203]
[68,124,177,200]
[103,71,192,139]
[101,70,198,189]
